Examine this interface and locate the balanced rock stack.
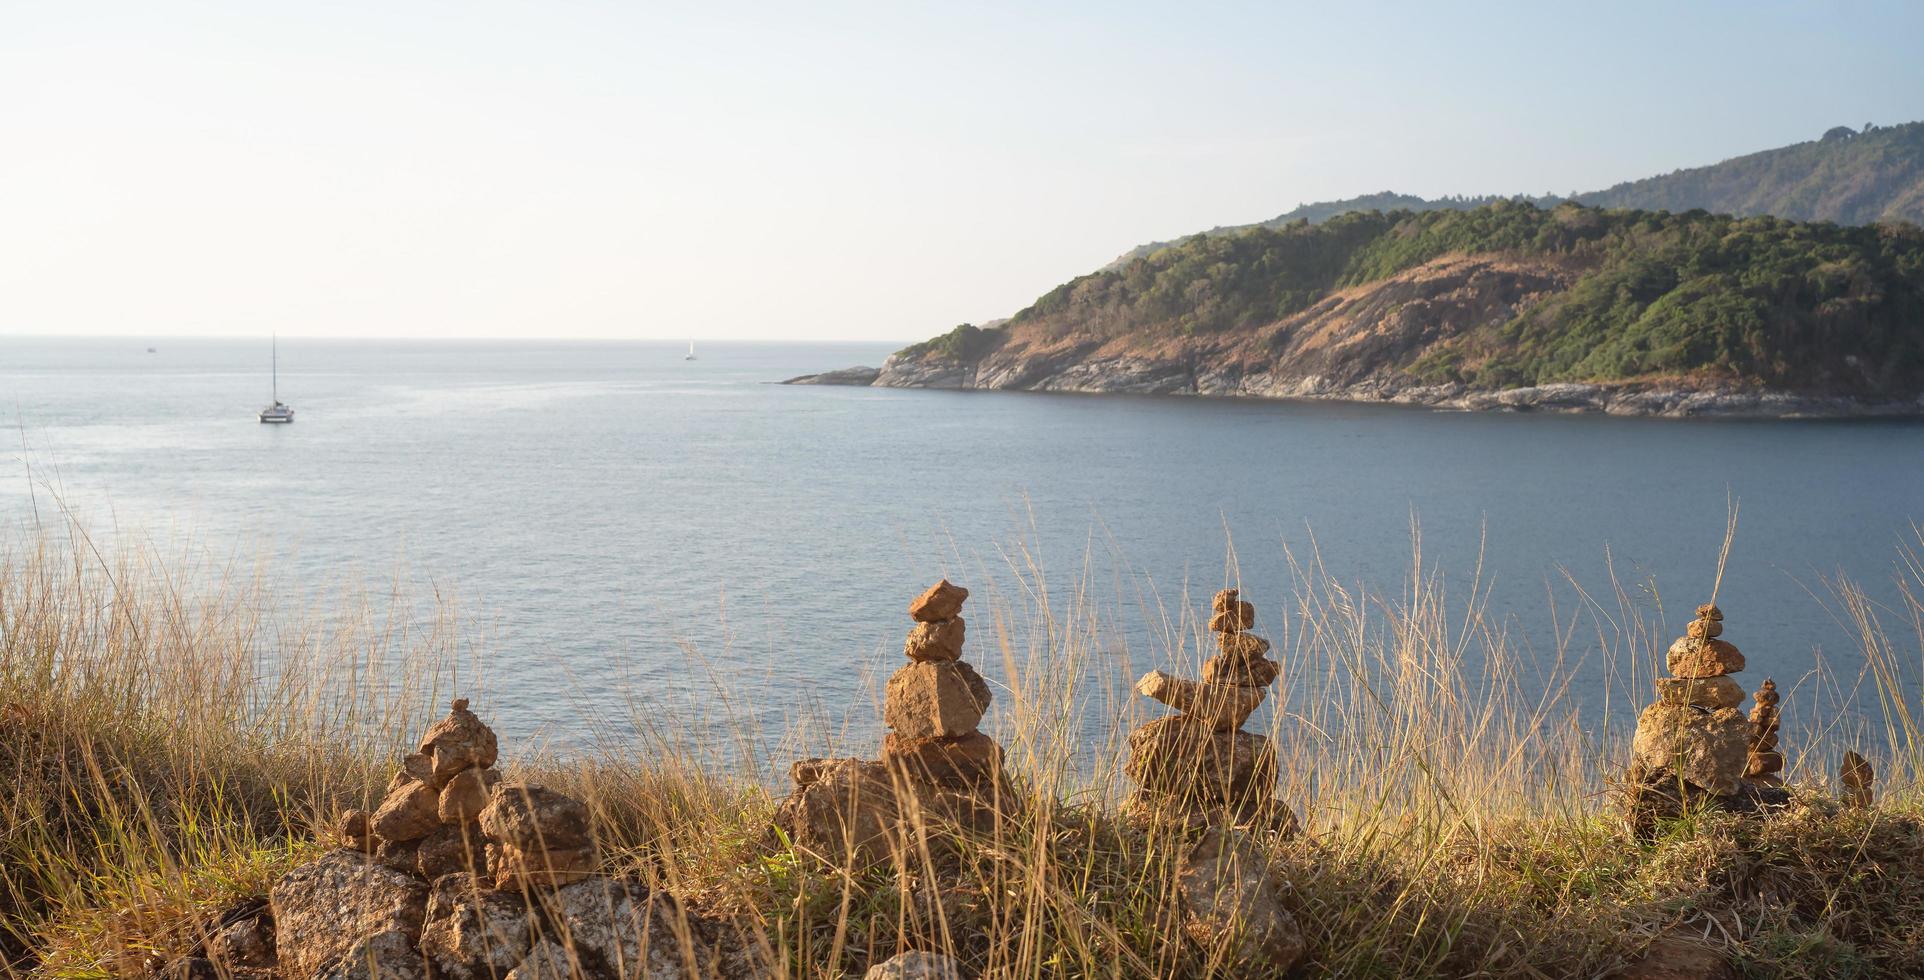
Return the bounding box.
[335,699,596,891]
[773,580,1012,869]
[341,698,502,882]
[1123,589,1294,833]
[1628,603,1781,828]
[881,580,1010,810]
[1745,677,1784,786]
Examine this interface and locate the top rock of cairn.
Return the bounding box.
[909,579,969,623]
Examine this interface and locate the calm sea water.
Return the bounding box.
[3,338,1922,765]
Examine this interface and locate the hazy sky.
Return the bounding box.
[3,1,1920,342]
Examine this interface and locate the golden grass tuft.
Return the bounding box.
[4,521,1923,978]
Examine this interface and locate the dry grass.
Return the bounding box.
[4,520,1923,979]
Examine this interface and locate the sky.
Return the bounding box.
[2,1,1921,342]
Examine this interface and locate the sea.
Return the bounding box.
[3,337,1922,770]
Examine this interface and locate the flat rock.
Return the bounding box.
[904,617,966,662]
[1177,827,1306,971]
[909,580,970,622]
[1666,637,1745,678]
[1655,675,1746,710]
[1201,653,1279,688]
[882,730,1002,789]
[884,661,992,739]
[1136,670,1265,730]
[866,950,966,979]
[270,850,428,980]
[1632,703,1750,796]
[1686,618,1724,639]
[1217,632,1271,658]
[1694,603,1724,621]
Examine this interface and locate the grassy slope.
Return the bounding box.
[906,202,1924,397]
[7,529,1924,978]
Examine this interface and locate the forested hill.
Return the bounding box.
[1104,122,1924,270]
[806,202,1924,416]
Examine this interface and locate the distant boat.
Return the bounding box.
[684,340,697,361]
[258,335,294,423]
[146,347,157,354]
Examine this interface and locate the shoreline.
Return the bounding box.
[781,363,1924,419]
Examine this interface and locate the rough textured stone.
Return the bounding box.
[491,842,597,891]
[770,757,903,869]
[420,874,533,980]
[884,661,992,739]
[542,877,718,979]
[1207,602,1256,633]
[1177,827,1306,971]
[1655,675,1746,710]
[371,780,442,843]
[1121,789,1298,837]
[903,617,966,662]
[882,731,1002,789]
[1125,717,1277,803]
[310,931,426,980]
[1135,670,1265,730]
[1201,652,1279,688]
[1666,638,1746,678]
[866,950,966,979]
[208,906,277,971]
[1216,631,1272,659]
[1210,589,1241,613]
[1631,703,1750,796]
[419,699,499,782]
[416,824,489,882]
[338,809,373,852]
[270,850,428,980]
[438,766,498,825]
[479,784,593,853]
[1695,603,1724,621]
[909,580,970,623]
[1744,751,1784,778]
[1686,618,1725,639]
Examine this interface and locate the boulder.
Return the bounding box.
[909,580,970,623]
[420,875,533,980]
[416,824,489,882]
[545,877,717,979]
[206,904,276,972]
[1177,827,1306,971]
[1200,653,1279,689]
[771,757,902,869]
[1666,638,1745,678]
[866,950,967,979]
[1125,718,1277,804]
[1631,704,1750,796]
[904,617,966,663]
[1654,676,1746,710]
[882,731,1002,789]
[419,699,499,782]
[438,766,498,825]
[1136,671,1265,730]
[884,661,992,739]
[479,784,593,853]
[490,842,598,891]
[374,837,422,875]
[371,780,441,843]
[270,850,428,980]
[1207,602,1256,633]
[338,809,373,852]
[1217,633,1271,660]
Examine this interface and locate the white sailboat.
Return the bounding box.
[684,339,697,361]
[258,335,294,423]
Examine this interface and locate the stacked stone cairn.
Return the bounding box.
[1628,603,1786,830]
[773,580,1014,870]
[264,700,720,980]
[1123,588,1295,834]
[1745,677,1784,786]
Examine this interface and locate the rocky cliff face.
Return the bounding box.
[790,253,1924,417]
